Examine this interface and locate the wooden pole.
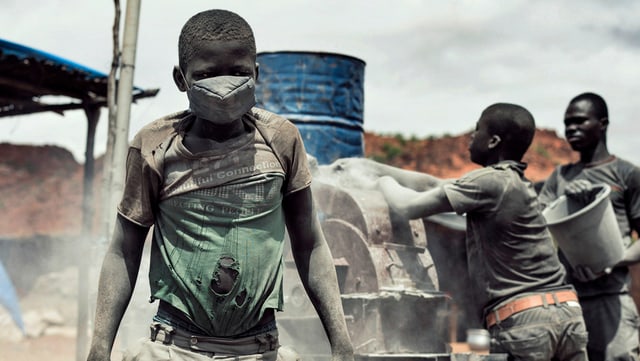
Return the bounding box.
[103,0,121,243]
[102,0,142,352]
[76,104,100,361]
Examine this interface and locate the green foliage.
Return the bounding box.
[371,154,387,163]
[393,133,406,146]
[534,144,550,159]
[381,142,402,162]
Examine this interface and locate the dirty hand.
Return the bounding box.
[322,158,380,189]
[572,264,611,282]
[327,157,379,177]
[564,179,595,204]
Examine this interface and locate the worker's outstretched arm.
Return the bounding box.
[378,175,453,220]
[86,214,148,361]
[283,187,354,361]
[324,157,449,191]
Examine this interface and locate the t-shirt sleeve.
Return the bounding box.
[442,170,500,215]
[271,121,312,195]
[624,163,640,222]
[117,146,158,227]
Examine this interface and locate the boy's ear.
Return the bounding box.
[173,65,188,92]
[254,62,260,82]
[488,134,501,149]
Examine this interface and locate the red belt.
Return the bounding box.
[486,290,578,328]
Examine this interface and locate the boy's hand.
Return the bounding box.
[565,179,597,205]
[564,179,595,205]
[322,158,379,189]
[327,158,379,177]
[618,241,640,267]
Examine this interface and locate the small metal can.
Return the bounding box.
[466,328,490,351]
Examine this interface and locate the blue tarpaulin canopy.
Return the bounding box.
[0,260,24,333]
[0,37,157,117]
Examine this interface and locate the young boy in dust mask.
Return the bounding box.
[86,9,353,361]
[377,103,589,360]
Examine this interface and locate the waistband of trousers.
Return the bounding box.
[486,289,579,328]
[155,301,277,337]
[154,302,208,335]
[149,321,280,355]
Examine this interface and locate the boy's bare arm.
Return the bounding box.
[326,157,448,191]
[378,175,453,220]
[87,214,148,361]
[283,187,354,361]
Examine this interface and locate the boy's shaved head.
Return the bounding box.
[178,9,256,70]
[482,103,536,160]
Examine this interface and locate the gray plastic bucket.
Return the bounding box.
[542,184,624,273]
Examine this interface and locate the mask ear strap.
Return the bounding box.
[179,69,190,89]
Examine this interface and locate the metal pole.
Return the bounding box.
[105,0,141,242]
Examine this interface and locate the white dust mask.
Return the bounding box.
[185,75,256,125]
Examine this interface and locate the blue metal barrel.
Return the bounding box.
[255,51,366,164]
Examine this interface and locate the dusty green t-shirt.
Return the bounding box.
[117,109,312,336]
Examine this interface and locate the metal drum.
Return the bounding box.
[255,51,366,164]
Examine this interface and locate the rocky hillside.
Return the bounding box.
[0,128,575,239]
[0,144,103,239]
[364,128,576,182]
